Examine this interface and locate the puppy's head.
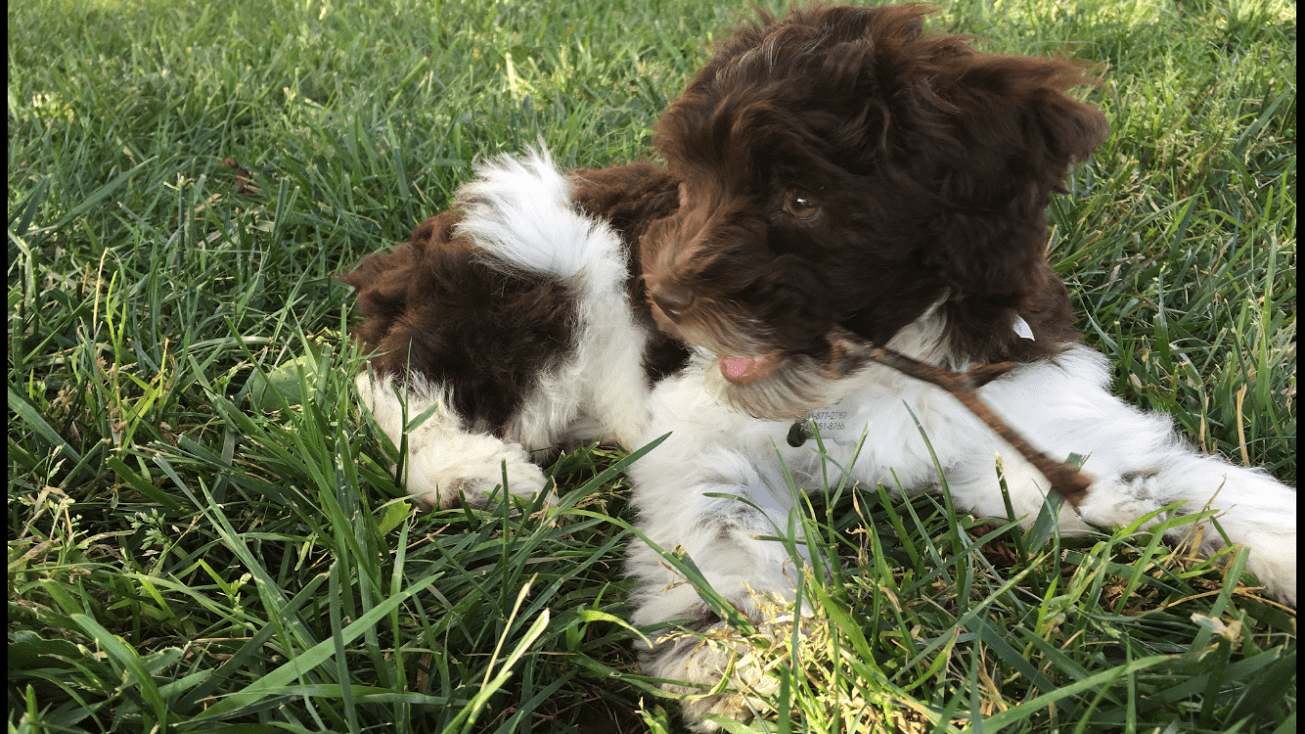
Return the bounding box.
[640,4,1108,418]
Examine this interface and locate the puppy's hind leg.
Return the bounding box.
[958,349,1297,606]
[1075,449,1297,606]
[977,375,1297,607]
[355,371,549,509]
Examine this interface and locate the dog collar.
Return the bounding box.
[788,417,809,446]
[786,421,811,447]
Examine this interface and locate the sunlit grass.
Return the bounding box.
[8,0,1294,731]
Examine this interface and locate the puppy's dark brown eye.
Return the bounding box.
[782,189,821,220]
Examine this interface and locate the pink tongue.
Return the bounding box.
[718,354,782,383]
[720,356,762,380]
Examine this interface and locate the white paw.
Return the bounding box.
[1239,530,1297,607]
[355,372,553,510]
[405,436,551,509]
[638,605,795,732]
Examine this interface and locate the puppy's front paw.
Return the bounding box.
[404,433,550,510]
[639,601,803,732]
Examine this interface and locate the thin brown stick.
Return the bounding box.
[825,327,1091,506]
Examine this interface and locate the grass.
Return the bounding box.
[7,0,1295,732]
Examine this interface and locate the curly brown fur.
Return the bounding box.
[641,4,1108,409]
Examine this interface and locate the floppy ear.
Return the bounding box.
[878,52,1107,362]
[919,54,1109,300]
[973,56,1110,188]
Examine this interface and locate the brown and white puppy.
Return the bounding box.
[344,5,1295,729]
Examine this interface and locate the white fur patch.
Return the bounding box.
[455,148,624,286]
[1012,314,1035,340]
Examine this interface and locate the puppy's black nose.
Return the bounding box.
[651,284,695,321]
